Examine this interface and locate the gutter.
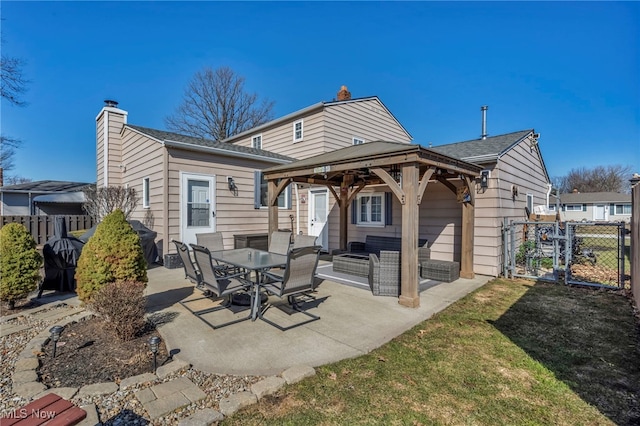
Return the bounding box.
[162,140,292,164]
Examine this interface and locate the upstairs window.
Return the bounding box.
[252,134,262,149]
[293,119,304,142]
[353,137,365,145]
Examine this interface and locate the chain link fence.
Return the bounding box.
[504,220,629,289]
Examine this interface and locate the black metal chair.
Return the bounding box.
[258,246,321,330]
[184,244,252,328]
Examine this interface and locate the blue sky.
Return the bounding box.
[1,1,639,184]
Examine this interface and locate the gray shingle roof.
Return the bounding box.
[127,125,295,163]
[551,192,631,204]
[429,129,533,162]
[0,180,93,193]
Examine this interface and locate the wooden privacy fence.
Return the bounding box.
[0,215,95,245]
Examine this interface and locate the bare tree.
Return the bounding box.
[83,186,139,222]
[1,55,29,107]
[556,164,633,194]
[165,66,275,141]
[4,175,31,185]
[0,135,21,173]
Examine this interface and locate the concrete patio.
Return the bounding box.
[145,262,491,377]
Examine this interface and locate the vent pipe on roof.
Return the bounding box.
[104,99,119,108]
[481,105,488,139]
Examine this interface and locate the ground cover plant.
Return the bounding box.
[222,278,640,425]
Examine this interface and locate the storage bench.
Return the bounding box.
[420,260,460,282]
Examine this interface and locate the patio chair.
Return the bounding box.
[197,231,244,275]
[258,246,321,330]
[292,234,317,249]
[368,250,401,296]
[172,239,203,289]
[269,230,292,255]
[186,244,253,328]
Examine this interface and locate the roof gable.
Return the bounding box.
[429,130,533,162]
[125,125,294,163]
[221,95,412,143]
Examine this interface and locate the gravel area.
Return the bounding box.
[0,305,265,425]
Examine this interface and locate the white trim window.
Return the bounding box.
[614,204,632,215]
[252,134,262,149]
[293,119,304,142]
[356,193,384,226]
[254,171,291,209]
[142,177,150,208]
[565,204,585,211]
[353,136,365,145]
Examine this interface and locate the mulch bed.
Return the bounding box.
[38,316,169,388]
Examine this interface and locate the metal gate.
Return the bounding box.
[503,220,629,289]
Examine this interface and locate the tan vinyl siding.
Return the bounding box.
[233,110,326,159]
[96,117,105,188]
[115,129,165,257]
[166,148,296,253]
[324,99,412,151]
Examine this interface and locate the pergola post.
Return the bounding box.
[460,200,475,279]
[267,179,278,246]
[339,176,351,252]
[398,163,420,308]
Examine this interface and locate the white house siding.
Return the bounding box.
[323,99,412,151]
[165,148,297,256]
[96,118,104,187]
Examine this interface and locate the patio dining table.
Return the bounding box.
[209,247,287,321]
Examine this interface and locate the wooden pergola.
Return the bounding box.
[263,142,483,308]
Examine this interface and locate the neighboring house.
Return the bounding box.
[550,192,632,223]
[96,87,413,261]
[0,180,94,216]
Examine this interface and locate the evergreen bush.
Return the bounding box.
[76,209,147,302]
[0,223,43,309]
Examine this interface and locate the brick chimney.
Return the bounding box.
[337,85,351,101]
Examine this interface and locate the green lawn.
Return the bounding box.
[223,279,640,425]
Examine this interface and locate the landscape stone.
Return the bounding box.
[181,385,206,403]
[144,393,190,419]
[13,357,39,371]
[76,403,99,426]
[77,381,118,398]
[151,377,194,398]
[12,381,47,399]
[218,391,257,417]
[134,387,156,404]
[177,408,224,426]
[12,369,38,384]
[251,376,286,399]
[119,372,157,390]
[156,359,191,379]
[281,365,316,384]
[34,387,79,400]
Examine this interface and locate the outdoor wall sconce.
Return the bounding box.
[480,170,490,189]
[512,184,519,199]
[227,176,237,192]
[149,336,161,373]
[49,325,64,358]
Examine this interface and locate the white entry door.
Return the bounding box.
[594,204,606,221]
[181,173,216,246]
[309,189,328,251]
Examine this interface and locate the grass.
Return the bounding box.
[580,236,632,272]
[222,278,640,425]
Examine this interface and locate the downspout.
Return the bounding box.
[546,183,552,210]
[294,183,300,235]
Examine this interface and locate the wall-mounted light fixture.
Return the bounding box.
[227,176,237,194]
[480,170,490,189]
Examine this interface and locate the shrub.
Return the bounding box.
[0,223,43,309]
[90,281,147,341]
[76,209,147,302]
